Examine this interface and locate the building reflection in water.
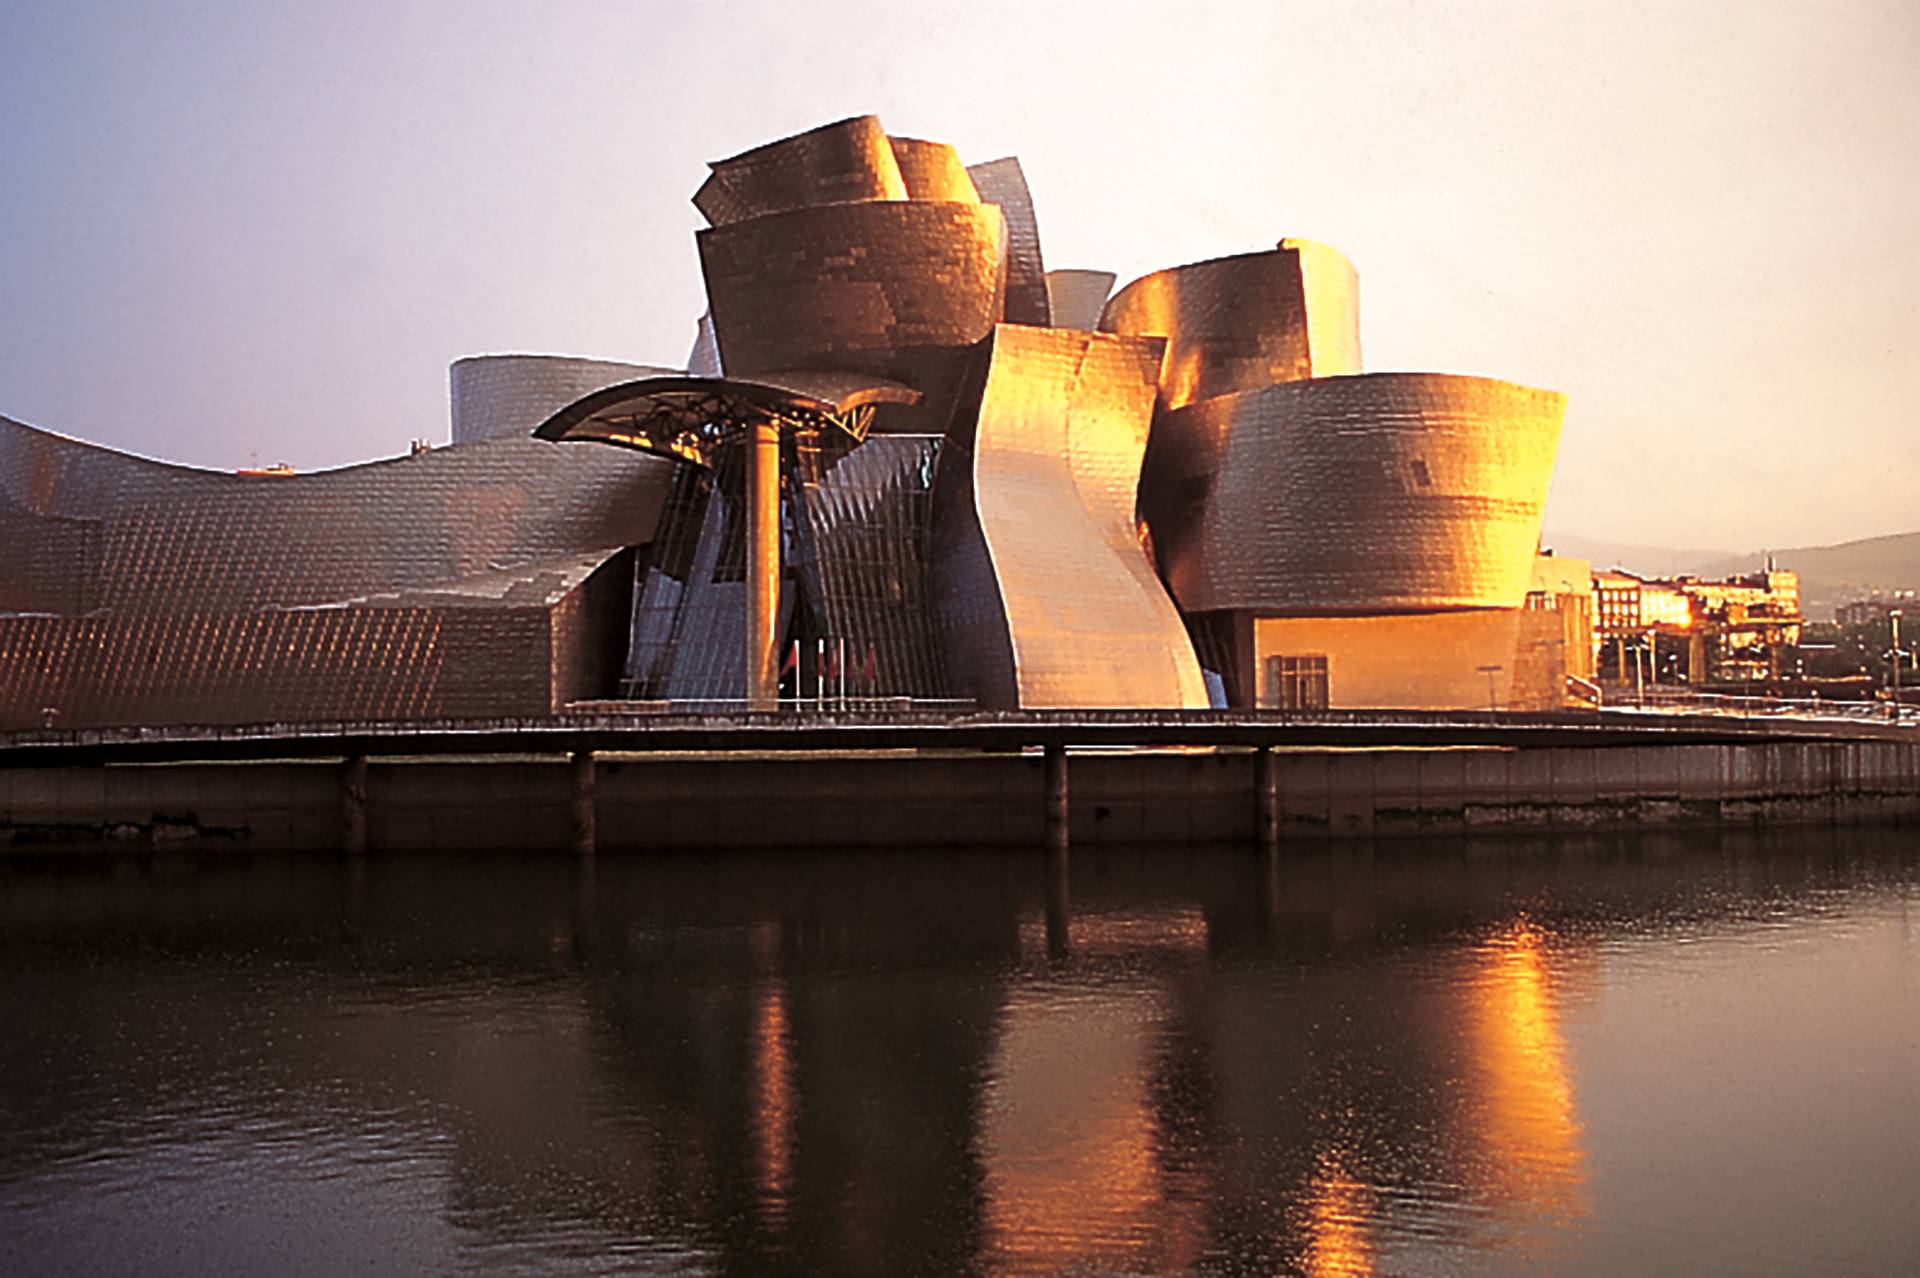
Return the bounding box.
[983,906,1212,1274]
[8,834,1909,1275]
[749,920,795,1230]
[1301,1147,1375,1278]
[1464,917,1591,1252]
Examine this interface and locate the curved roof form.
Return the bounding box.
[1141,373,1564,616]
[450,354,679,444]
[0,411,671,615]
[888,137,980,203]
[533,372,922,466]
[697,200,1007,374]
[1101,241,1361,410]
[693,114,907,227]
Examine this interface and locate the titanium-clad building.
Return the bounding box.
[0,114,1569,728]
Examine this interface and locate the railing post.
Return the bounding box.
[1044,742,1069,851]
[571,750,596,858]
[340,755,368,856]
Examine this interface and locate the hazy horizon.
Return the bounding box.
[3,0,1915,550]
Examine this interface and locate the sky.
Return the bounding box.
[1,0,1914,552]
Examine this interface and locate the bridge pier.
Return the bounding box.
[340,755,368,856]
[1255,745,1281,853]
[571,751,596,858]
[1043,743,1069,851]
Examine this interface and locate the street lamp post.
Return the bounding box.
[1892,610,1904,722]
[1476,664,1503,712]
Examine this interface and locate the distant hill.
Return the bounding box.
[1544,529,1920,619]
[1693,531,1920,618]
[1540,533,1738,579]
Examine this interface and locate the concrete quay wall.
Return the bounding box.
[3,740,1918,853]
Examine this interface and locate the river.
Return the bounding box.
[2,829,1916,1274]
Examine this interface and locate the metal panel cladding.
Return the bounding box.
[1143,373,1565,615]
[694,115,907,227]
[697,199,1008,398]
[934,325,1209,709]
[887,137,980,203]
[964,158,1051,327]
[0,414,670,615]
[1045,269,1118,332]
[1100,241,1361,410]
[450,355,678,444]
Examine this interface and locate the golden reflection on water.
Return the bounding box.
[1468,919,1590,1235]
[1303,1148,1375,1278]
[749,921,794,1223]
[980,972,1208,1274]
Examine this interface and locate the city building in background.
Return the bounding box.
[1,115,1575,728]
[1591,565,1802,689]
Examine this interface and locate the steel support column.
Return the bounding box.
[745,417,782,711]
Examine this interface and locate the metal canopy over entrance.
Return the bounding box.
[534,372,923,710]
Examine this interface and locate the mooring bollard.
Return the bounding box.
[571,751,596,858]
[1255,745,1280,854]
[340,755,368,856]
[1044,742,1069,851]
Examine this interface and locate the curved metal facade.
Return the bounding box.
[697,200,1006,435]
[0,413,670,615]
[964,158,1050,327]
[888,137,980,203]
[0,413,670,727]
[693,114,907,227]
[450,354,676,444]
[1142,373,1564,616]
[3,112,1578,725]
[698,200,1007,375]
[933,326,1208,710]
[1100,241,1361,410]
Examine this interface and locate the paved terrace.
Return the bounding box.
[0,706,1912,766]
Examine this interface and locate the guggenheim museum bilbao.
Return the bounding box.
[0,116,1582,731]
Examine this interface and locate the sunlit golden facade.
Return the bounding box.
[2,112,1572,724]
[934,325,1208,709]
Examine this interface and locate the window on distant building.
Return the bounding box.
[1264,654,1329,710]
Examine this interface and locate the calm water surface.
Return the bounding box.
[2,831,1917,1275]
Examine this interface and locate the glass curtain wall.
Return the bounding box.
[622,434,949,706]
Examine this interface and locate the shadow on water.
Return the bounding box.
[0,826,1915,1276]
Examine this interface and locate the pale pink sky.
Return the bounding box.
[1,0,1914,550]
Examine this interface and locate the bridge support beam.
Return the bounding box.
[571,751,596,858]
[1043,743,1069,851]
[340,755,368,856]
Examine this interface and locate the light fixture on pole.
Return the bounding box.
[1892,609,1904,722]
[1476,664,1503,712]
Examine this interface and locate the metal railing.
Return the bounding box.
[1608,686,1914,726]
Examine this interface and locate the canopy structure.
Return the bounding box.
[535,370,922,711]
[532,371,920,468]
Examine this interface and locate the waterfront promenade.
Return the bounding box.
[2,707,1915,853]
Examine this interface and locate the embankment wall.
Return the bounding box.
[4,740,1918,852]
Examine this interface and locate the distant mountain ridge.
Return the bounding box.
[1543,529,1920,619]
